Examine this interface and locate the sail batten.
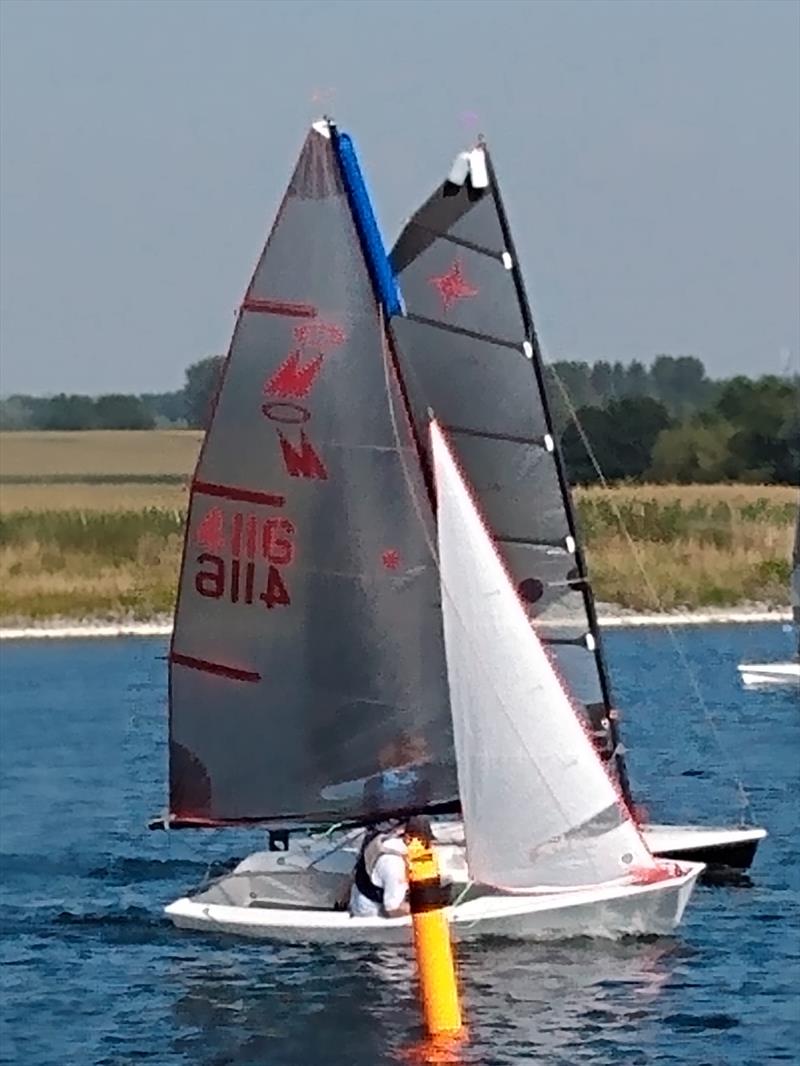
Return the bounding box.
[494,534,573,549]
[168,124,455,827]
[404,311,523,350]
[440,425,548,449]
[403,221,505,261]
[390,146,631,799]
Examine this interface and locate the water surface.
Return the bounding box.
[1,623,798,1065]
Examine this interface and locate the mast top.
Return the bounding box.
[447,147,489,190]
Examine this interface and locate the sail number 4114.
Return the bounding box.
[194,554,291,608]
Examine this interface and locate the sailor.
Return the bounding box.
[348,815,434,918]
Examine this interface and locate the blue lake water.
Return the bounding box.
[0,623,798,1065]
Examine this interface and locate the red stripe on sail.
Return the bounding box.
[241,298,317,318]
[193,481,285,507]
[171,652,261,683]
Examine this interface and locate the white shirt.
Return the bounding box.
[349,838,408,917]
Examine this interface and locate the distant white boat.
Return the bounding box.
[737,661,800,687]
[739,503,800,688]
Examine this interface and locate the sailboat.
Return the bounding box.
[162,120,702,942]
[738,504,800,686]
[388,142,766,872]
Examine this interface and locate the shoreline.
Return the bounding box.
[0,608,791,641]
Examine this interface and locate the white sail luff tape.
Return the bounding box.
[585,632,597,652]
[502,251,514,270]
[522,340,534,359]
[544,433,555,452]
[565,535,576,554]
[468,147,489,188]
[448,152,471,186]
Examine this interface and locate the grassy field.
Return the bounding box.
[0,431,796,621]
[574,484,797,610]
[0,430,203,478]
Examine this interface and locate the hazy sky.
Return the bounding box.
[1,0,798,395]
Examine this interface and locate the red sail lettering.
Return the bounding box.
[263,518,295,565]
[231,512,243,556]
[243,561,255,604]
[279,430,327,480]
[195,553,224,598]
[245,514,257,559]
[195,508,225,552]
[260,566,290,609]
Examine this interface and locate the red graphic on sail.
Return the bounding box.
[279,430,328,480]
[293,321,347,352]
[195,507,225,552]
[264,320,347,400]
[429,259,479,312]
[265,350,325,400]
[381,549,401,570]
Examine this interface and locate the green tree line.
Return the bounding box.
[2,354,797,485]
[549,359,799,485]
[0,355,224,433]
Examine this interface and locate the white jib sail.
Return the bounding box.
[431,421,657,889]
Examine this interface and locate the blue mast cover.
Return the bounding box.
[331,129,403,318]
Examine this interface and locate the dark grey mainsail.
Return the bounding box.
[168,122,455,827]
[390,145,632,800]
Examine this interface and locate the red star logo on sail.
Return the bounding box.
[381,549,401,570]
[429,259,479,311]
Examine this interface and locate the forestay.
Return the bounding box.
[391,145,630,796]
[168,123,455,827]
[431,421,655,889]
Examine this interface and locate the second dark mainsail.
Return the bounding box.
[390,145,632,800]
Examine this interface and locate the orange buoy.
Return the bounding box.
[406,833,462,1036]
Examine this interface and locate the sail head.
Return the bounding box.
[168,124,455,827]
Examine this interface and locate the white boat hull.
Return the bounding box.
[642,824,766,868]
[428,822,766,873]
[737,661,800,686]
[165,861,702,944]
[164,821,758,943]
